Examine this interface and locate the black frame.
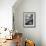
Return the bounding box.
[23,12,36,28]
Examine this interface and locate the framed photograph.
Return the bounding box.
[23,12,36,28]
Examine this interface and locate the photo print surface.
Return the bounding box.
[23,12,36,28]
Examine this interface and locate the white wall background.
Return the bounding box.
[13,0,41,46]
[13,0,46,46]
[41,0,46,46]
[0,0,16,29]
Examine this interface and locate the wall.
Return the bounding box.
[0,0,16,30]
[13,0,41,46]
[41,0,46,46]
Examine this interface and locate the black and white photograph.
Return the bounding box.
[23,12,36,28]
